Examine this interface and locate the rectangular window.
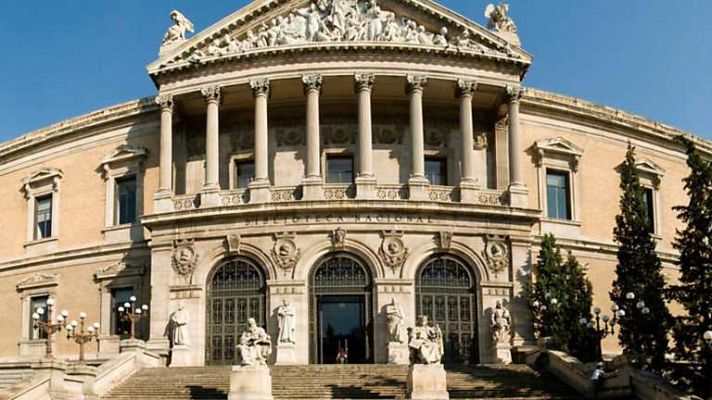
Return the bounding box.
[35,195,53,239]
[116,177,137,225]
[642,187,656,232]
[30,295,49,340]
[326,156,354,184]
[425,157,448,186]
[546,170,571,220]
[111,287,134,336]
[235,160,255,189]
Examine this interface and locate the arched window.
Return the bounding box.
[416,254,478,364]
[206,257,266,365]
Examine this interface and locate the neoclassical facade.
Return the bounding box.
[0,0,704,367]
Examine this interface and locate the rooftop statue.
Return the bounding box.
[163,10,194,45]
[484,3,517,34]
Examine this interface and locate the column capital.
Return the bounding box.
[250,78,271,97]
[155,94,174,110]
[302,74,323,94]
[201,86,222,104]
[354,73,375,92]
[505,86,524,102]
[456,80,478,98]
[406,75,428,94]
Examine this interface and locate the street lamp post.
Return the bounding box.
[66,312,100,364]
[703,330,712,397]
[118,296,148,340]
[581,305,623,361]
[32,298,69,359]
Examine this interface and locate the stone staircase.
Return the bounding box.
[0,365,34,391]
[102,364,580,400]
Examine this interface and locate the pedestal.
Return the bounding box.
[494,343,512,364]
[249,180,271,204]
[228,365,273,400]
[301,178,324,201]
[98,335,120,356]
[508,183,529,208]
[407,364,449,400]
[387,342,409,365]
[171,344,193,367]
[355,176,377,200]
[408,177,429,201]
[153,190,174,213]
[459,180,480,204]
[119,338,146,353]
[200,187,221,207]
[275,343,298,365]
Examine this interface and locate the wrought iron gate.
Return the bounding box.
[206,257,266,365]
[415,254,478,364]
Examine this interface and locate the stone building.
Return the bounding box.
[0,0,703,368]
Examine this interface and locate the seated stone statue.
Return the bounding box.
[408,315,443,364]
[235,317,272,366]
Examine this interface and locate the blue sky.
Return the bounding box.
[1,1,710,141]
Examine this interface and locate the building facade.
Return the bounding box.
[0,0,703,367]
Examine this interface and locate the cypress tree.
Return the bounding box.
[611,143,671,371]
[668,136,712,393]
[563,254,598,362]
[529,234,567,342]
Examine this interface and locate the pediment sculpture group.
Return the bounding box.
[162,0,521,63]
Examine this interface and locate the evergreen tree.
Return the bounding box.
[611,143,671,371]
[668,137,712,392]
[562,254,598,362]
[529,234,567,342]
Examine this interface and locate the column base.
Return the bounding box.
[408,176,430,201]
[355,175,377,200]
[508,183,529,208]
[275,342,298,365]
[154,190,174,213]
[459,180,481,204]
[249,179,271,204]
[229,365,273,400]
[387,342,409,365]
[407,364,449,400]
[493,343,513,364]
[200,185,221,207]
[301,177,324,201]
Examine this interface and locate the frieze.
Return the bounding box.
[244,213,434,227]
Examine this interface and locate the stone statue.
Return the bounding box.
[163,10,194,44]
[385,298,405,343]
[408,315,443,364]
[276,300,296,344]
[167,302,190,346]
[490,300,511,344]
[236,318,273,366]
[484,3,517,34]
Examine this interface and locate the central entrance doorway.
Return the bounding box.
[310,253,373,364]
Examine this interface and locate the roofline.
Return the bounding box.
[0,88,709,163]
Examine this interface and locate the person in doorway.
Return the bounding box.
[336,347,348,364]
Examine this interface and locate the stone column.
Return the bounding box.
[155,95,174,212]
[406,75,429,201]
[302,74,323,200]
[457,80,480,203]
[249,79,271,203]
[200,86,222,206]
[506,86,528,207]
[354,73,377,199]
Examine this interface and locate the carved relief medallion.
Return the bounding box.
[379,231,408,273]
[172,240,199,284]
[271,233,301,275]
[484,236,509,278]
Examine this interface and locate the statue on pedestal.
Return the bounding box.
[490,300,511,344]
[408,315,443,364]
[385,298,405,343]
[276,300,296,344]
[167,302,190,346]
[236,318,272,366]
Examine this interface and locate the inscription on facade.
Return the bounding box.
[244,213,433,226]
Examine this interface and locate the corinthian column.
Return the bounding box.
[154,94,174,212]
[302,74,324,200]
[354,73,377,199]
[249,78,271,203]
[506,86,528,207]
[457,80,480,203]
[201,86,221,192]
[406,75,428,201]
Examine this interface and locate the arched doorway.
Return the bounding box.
[206,257,266,365]
[310,253,373,364]
[415,254,479,364]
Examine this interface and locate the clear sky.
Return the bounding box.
[1,1,710,141]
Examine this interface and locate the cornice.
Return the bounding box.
[522,88,712,157]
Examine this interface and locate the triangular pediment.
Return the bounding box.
[21,168,63,187]
[148,0,531,74]
[534,137,584,157]
[635,158,665,176]
[101,145,147,166]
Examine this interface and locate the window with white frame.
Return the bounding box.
[22,168,63,243]
[35,195,53,239]
[99,145,146,228]
[94,261,145,341]
[533,137,584,224]
[15,272,59,350]
[634,159,665,236]
[29,295,49,340]
[115,176,137,225]
[546,169,572,220]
